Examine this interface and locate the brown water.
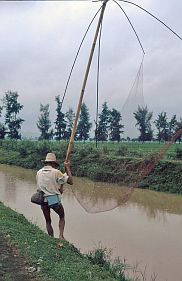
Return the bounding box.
[0,164,182,281]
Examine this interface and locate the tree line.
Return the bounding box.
[0,90,182,142]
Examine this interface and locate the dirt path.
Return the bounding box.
[0,234,40,281]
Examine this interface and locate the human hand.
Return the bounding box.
[64,161,71,168]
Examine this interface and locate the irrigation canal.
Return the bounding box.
[0,164,182,281]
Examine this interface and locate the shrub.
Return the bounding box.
[175,147,182,159]
[87,247,128,281]
[87,245,112,270]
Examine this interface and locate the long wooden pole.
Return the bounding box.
[65,0,108,162]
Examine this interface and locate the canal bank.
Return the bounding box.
[0,202,128,281]
[1,164,182,281]
[0,140,182,195]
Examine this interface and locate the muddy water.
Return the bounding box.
[0,164,182,281]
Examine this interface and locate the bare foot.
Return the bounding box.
[59,236,66,241]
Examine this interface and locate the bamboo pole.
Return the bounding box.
[65,0,108,162]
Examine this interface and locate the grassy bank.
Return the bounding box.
[0,202,130,281]
[0,139,182,194]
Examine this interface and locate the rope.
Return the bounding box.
[113,0,145,54]
[95,1,145,147]
[60,0,182,112]
[95,21,103,147]
[117,0,182,41]
[60,4,103,110]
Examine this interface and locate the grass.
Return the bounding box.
[87,246,129,281]
[87,246,158,281]
[0,139,182,194]
[0,140,172,281]
[0,202,158,281]
[0,202,129,281]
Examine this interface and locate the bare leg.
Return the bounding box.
[41,204,54,237]
[52,204,65,240]
[59,217,65,240]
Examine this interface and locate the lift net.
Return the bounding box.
[67,55,182,213]
[68,59,146,213]
[122,58,144,139]
[69,128,182,214]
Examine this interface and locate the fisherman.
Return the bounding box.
[36,152,73,240]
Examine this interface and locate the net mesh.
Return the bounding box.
[68,56,181,214]
[70,129,182,213]
[122,58,144,139]
[70,179,132,214]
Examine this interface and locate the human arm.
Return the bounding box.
[59,184,64,194]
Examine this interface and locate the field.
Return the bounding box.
[74,141,181,158]
[0,139,182,159]
[0,139,182,194]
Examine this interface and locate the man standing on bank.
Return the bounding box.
[36,152,73,240]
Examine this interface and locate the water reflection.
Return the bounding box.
[68,177,182,218]
[69,178,130,213]
[130,189,182,219]
[0,165,36,205]
[1,164,182,218]
[0,164,36,182]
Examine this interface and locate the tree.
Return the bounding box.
[54,95,66,140]
[109,108,124,142]
[175,118,182,143]
[0,105,6,139]
[37,104,53,140]
[65,108,75,139]
[134,105,153,142]
[3,91,24,139]
[168,114,178,140]
[97,102,110,142]
[0,123,6,139]
[76,103,92,141]
[154,112,169,142]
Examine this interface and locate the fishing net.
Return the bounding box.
[61,2,182,213]
[122,58,144,139]
[67,54,182,213]
[68,59,142,213]
[70,179,131,214]
[69,128,182,214]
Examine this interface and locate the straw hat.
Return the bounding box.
[42,153,59,165]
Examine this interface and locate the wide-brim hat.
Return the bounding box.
[42,153,59,165]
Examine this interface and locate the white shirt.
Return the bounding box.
[36,165,68,196]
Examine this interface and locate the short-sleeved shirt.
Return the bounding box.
[36,165,68,196]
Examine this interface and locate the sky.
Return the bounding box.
[0,0,182,138]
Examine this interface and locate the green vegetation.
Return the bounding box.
[0,202,129,281]
[134,105,153,141]
[76,102,92,141]
[97,101,111,141]
[1,90,182,142]
[55,95,67,140]
[0,139,182,194]
[1,91,24,139]
[37,104,54,140]
[87,247,129,281]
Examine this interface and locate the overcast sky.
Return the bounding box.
[0,0,182,137]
